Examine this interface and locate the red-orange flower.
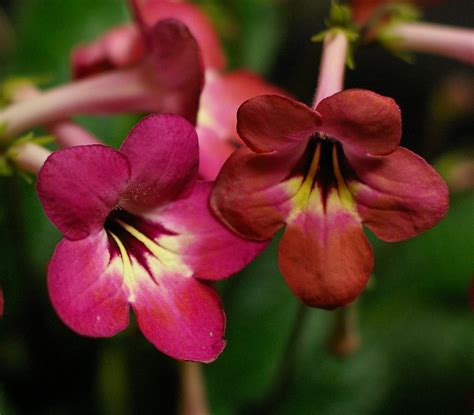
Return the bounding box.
[211,90,449,308]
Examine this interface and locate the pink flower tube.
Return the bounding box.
[69,0,287,179]
[0,17,204,139]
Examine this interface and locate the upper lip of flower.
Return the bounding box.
[211,89,449,309]
[36,113,267,362]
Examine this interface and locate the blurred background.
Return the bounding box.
[0,0,472,414]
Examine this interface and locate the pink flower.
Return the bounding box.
[72,0,286,179]
[197,70,286,180]
[36,114,265,362]
[0,17,203,138]
[211,90,449,309]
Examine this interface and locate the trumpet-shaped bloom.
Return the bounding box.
[37,114,265,362]
[0,18,203,139]
[71,0,286,179]
[211,90,449,309]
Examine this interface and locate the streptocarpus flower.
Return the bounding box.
[0,18,203,139]
[211,90,449,309]
[197,70,286,180]
[36,114,266,362]
[72,0,286,179]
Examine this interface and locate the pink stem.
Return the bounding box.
[386,22,474,65]
[0,63,156,141]
[14,142,51,174]
[178,362,209,415]
[312,31,348,108]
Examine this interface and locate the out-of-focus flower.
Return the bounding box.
[211,90,449,309]
[37,114,266,362]
[351,0,446,25]
[72,0,286,179]
[197,70,286,179]
[0,17,203,139]
[349,0,474,65]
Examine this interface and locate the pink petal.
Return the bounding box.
[145,182,267,280]
[146,18,204,125]
[132,274,225,362]
[316,89,401,155]
[279,190,373,309]
[37,145,131,241]
[48,231,130,337]
[119,114,199,211]
[72,25,146,79]
[346,147,449,242]
[211,145,306,240]
[200,70,288,146]
[130,0,226,70]
[197,125,236,181]
[237,95,321,153]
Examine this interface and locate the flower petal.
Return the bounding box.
[37,145,131,241]
[237,95,321,153]
[72,25,145,79]
[146,18,204,125]
[200,70,288,146]
[197,125,237,181]
[316,89,401,155]
[132,274,225,362]
[346,147,449,242]
[145,181,267,280]
[48,231,130,337]
[211,145,306,240]
[279,189,373,309]
[130,0,225,70]
[119,114,199,211]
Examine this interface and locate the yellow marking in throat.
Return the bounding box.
[288,143,323,219]
[331,145,355,210]
[294,143,321,204]
[115,219,190,275]
[109,231,135,291]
